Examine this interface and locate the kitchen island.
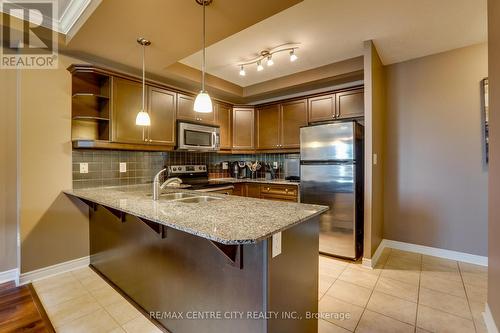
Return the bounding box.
[65,185,328,333]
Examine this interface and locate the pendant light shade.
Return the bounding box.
[135,111,151,126]
[194,0,213,113]
[194,91,213,113]
[136,37,151,126]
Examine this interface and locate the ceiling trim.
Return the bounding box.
[0,0,99,34]
[60,0,91,34]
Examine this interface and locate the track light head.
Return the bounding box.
[257,61,264,71]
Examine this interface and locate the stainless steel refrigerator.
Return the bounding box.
[300,121,364,259]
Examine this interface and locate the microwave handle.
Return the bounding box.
[212,132,220,149]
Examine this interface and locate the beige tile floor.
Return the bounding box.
[32,267,162,333]
[30,248,488,333]
[319,248,489,333]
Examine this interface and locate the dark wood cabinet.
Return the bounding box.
[256,104,280,149]
[216,103,232,150]
[308,89,364,123]
[255,99,308,150]
[280,99,308,148]
[148,87,176,146]
[336,89,364,119]
[177,93,216,124]
[232,183,245,196]
[112,78,145,143]
[245,184,261,198]
[308,94,335,122]
[260,184,298,202]
[232,107,255,150]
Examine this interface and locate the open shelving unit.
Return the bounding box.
[71,69,111,141]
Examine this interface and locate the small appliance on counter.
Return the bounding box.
[284,157,300,180]
[230,161,252,179]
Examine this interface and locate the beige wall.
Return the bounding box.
[363,41,386,258]
[19,54,89,272]
[0,53,19,273]
[384,43,488,256]
[488,0,500,326]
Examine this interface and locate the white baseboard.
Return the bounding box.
[362,239,488,268]
[0,268,19,286]
[19,256,90,285]
[362,241,386,269]
[484,303,500,333]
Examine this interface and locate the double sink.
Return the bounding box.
[147,192,222,203]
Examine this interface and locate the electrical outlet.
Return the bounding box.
[79,163,88,174]
[273,161,278,169]
[222,162,229,170]
[272,232,282,258]
[119,162,127,173]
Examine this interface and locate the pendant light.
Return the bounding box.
[135,37,151,126]
[193,0,213,113]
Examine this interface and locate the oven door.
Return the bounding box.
[177,122,220,151]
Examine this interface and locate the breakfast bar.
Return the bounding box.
[65,185,328,333]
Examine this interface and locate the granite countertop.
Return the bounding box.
[209,177,300,186]
[64,185,327,245]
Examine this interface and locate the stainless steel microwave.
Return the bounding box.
[177,121,220,151]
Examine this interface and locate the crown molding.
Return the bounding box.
[0,0,98,35]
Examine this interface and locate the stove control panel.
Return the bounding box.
[168,165,207,175]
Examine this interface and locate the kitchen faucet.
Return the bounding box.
[153,168,182,200]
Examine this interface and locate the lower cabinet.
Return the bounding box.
[231,183,298,202]
[260,184,298,202]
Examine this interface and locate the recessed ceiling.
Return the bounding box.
[180,0,487,87]
[63,0,302,78]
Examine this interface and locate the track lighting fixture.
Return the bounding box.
[236,43,299,76]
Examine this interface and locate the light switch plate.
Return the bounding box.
[222,162,228,170]
[79,163,88,174]
[373,153,378,165]
[119,162,127,173]
[272,232,282,258]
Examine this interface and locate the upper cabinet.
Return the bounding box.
[148,86,176,146]
[256,104,280,149]
[70,65,363,153]
[112,78,145,144]
[256,99,308,150]
[216,102,232,150]
[308,94,335,122]
[112,78,176,146]
[232,107,255,150]
[177,93,216,125]
[308,89,364,123]
[336,89,364,119]
[71,69,111,141]
[280,99,308,149]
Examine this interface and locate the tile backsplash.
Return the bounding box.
[72,149,299,189]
